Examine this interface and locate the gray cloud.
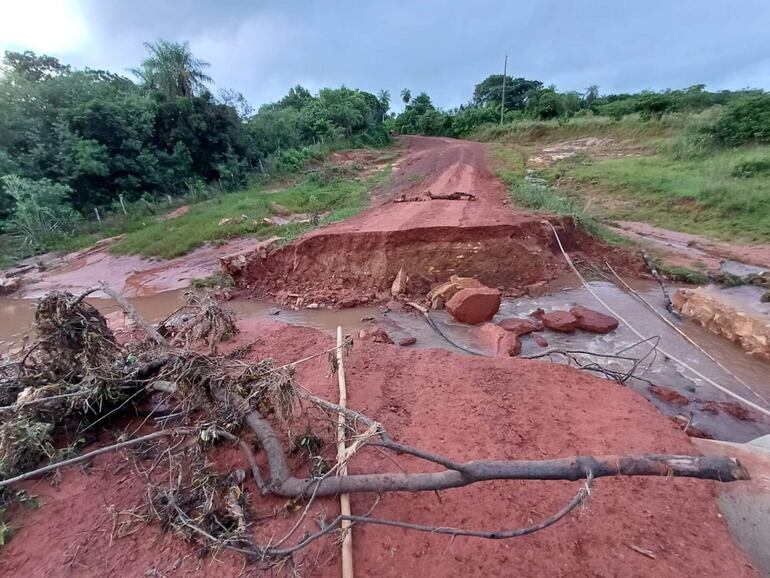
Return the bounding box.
[16,1,770,109]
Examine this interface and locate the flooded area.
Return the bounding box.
[2,277,769,443]
[399,280,770,442]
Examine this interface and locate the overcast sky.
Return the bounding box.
[1,0,768,111]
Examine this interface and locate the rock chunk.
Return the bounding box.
[532,334,549,348]
[540,310,578,333]
[358,327,394,344]
[471,323,521,357]
[499,318,541,335]
[446,287,501,325]
[570,305,619,334]
[398,336,417,347]
[391,268,409,296]
[427,276,483,310]
[0,276,21,295]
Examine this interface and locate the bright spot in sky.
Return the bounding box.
[0,0,87,54]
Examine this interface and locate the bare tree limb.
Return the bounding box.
[211,387,750,499]
[96,282,170,347]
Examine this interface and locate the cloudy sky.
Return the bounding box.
[1,0,768,110]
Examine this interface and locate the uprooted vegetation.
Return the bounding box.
[0,287,750,566]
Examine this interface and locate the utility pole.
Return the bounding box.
[500,54,508,126]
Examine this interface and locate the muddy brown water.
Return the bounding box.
[2,279,769,442]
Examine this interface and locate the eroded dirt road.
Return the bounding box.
[230,136,636,304]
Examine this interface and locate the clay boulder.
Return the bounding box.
[570,305,619,334]
[446,287,501,325]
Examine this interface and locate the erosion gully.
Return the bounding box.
[2,275,768,443]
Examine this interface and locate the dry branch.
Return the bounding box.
[428,191,477,201]
[0,429,191,488]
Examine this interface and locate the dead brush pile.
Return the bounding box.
[0,287,277,554]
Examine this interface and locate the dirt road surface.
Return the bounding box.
[231,136,636,303]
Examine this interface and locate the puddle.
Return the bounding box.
[2,280,769,443]
[720,260,768,277]
[0,291,382,350]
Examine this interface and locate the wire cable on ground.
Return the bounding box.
[545,221,770,419]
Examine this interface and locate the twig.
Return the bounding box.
[0,428,192,487]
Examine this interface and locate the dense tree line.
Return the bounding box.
[0,42,389,245]
[392,75,770,141]
[2,40,768,254]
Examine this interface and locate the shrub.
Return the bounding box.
[711,93,770,146]
[730,156,770,178]
[1,175,81,250]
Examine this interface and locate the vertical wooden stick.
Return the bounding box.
[336,326,354,578]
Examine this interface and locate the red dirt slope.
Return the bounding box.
[0,320,755,577]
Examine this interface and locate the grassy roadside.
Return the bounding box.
[489,143,619,242]
[483,115,770,245]
[552,146,770,243]
[111,161,392,259]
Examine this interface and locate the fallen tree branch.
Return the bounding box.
[0,428,192,488]
[212,386,750,499]
[256,474,592,557]
[428,191,476,201]
[96,283,170,347]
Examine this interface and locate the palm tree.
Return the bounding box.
[132,40,212,98]
[400,88,411,105]
[377,89,391,120]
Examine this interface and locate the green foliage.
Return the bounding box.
[507,181,603,236]
[131,40,212,98]
[112,162,390,259]
[658,264,709,285]
[565,145,770,242]
[527,89,565,120]
[393,92,452,136]
[1,175,80,249]
[473,75,543,111]
[0,45,391,264]
[730,155,770,178]
[710,93,770,146]
[190,271,235,289]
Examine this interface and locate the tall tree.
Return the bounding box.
[377,89,391,120]
[400,88,411,105]
[473,75,542,111]
[132,40,212,98]
[584,85,599,106]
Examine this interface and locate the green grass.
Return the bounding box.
[473,114,681,146]
[561,145,770,243]
[480,112,770,246]
[489,143,622,243]
[111,165,391,259]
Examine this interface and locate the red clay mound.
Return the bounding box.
[0,320,753,577]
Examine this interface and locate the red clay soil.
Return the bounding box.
[0,320,755,577]
[228,137,639,305]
